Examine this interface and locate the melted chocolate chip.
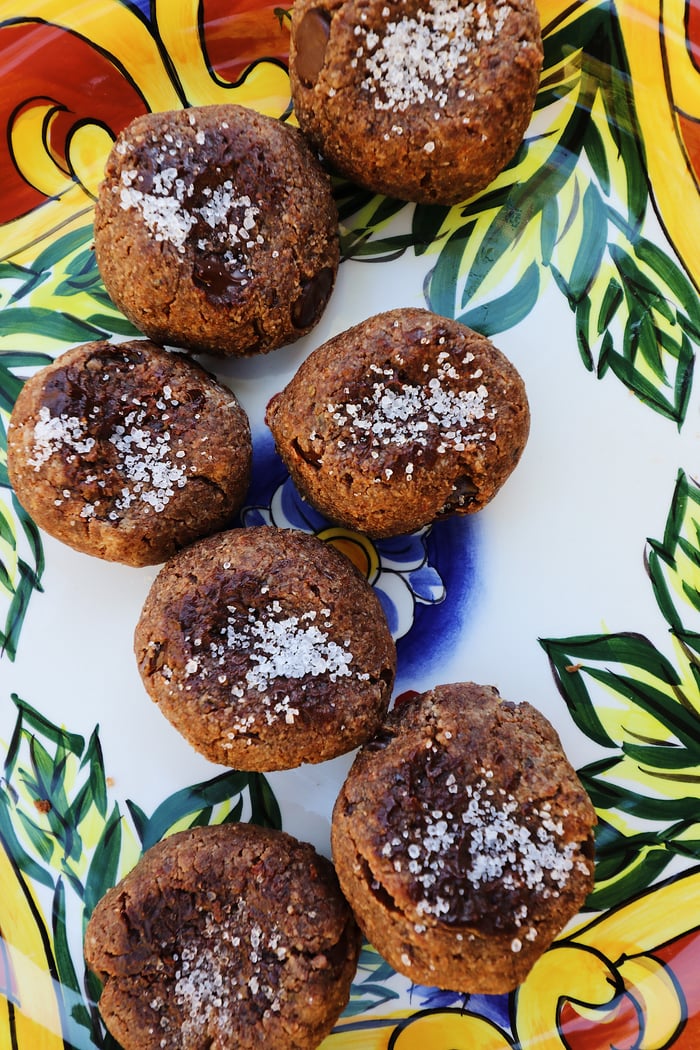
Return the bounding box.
[41,373,86,419]
[438,475,479,515]
[291,267,334,329]
[295,8,331,88]
[192,255,249,303]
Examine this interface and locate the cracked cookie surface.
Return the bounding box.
[94,104,339,356]
[84,823,361,1050]
[7,339,251,566]
[289,0,543,204]
[134,526,396,770]
[266,307,530,539]
[331,682,596,993]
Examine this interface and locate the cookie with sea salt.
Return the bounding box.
[289,0,543,204]
[134,526,396,771]
[84,822,361,1050]
[265,307,529,539]
[94,104,339,356]
[331,682,597,994]
[6,340,251,566]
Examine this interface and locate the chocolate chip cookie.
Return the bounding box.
[332,682,596,993]
[265,308,529,538]
[290,0,543,203]
[85,823,361,1050]
[134,526,396,770]
[7,340,251,566]
[94,104,339,355]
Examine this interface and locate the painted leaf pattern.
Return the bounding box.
[542,470,700,909]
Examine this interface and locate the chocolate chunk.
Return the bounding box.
[291,266,334,328]
[192,254,250,302]
[295,8,331,87]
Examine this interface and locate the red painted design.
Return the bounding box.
[0,21,148,224]
[201,1,290,84]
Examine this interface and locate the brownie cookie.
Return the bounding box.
[94,104,339,356]
[7,340,251,566]
[289,0,543,204]
[265,308,529,538]
[84,822,361,1050]
[331,683,596,993]
[134,526,396,770]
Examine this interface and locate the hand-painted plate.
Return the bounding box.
[1,1,700,1047]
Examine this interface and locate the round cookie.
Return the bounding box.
[134,526,397,771]
[331,683,596,994]
[289,0,543,204]
[94,104,339,356]
[7,340,251,566]
[265,308,529,539]
[84,822,361,1050]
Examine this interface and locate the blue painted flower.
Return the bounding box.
[240,433,480,683]
[409,983,514,1034]
[243,473,445,641]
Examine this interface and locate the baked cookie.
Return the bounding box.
[289,0,543,204]
[84,822,361,1050]
[331,683,596,994]
[265,308,529,539]
[94,104,339,356]
[134,526,396,770]
[7,340,251,566]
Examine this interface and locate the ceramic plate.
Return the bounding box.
[2,1,700,1047]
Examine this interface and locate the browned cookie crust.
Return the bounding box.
[7,340,251,566]
[331,683,596,993]
[134,526,396,771]
[94,104,339,356]
[289,0,543,204]
[266,308,529,539]
[84,823,361,1050]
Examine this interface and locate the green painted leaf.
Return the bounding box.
[634,237,700,327]
[0,558,12,592]
[568,183,607,301]
[0,795,54,889]
[81,727,108,819]
[84,804,123,918]
[0,366,23,415]
[248,772,282,830]
[0,307,107,342]
[14,809,54,864]
[30,226,93,274]
[582,117,611,196]
[621,740,700,770]
[424,221,476,319]
[579,768,698,822]
[597,277,624,334]
[540,637,617,748]
[341,233,414,261]
[136,769,254,850]
[0,351,53,369]
[125,799,148,843]
[575,297,595,370]
[539,195,559,267]
[52,878,97,1046]
[646,470,700,631]
[586,847,674,910]
[411,203,451,257]
[83,312,141,336]
[604,347,685,423]
[10,694,84,758]
[458,261,540,336]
